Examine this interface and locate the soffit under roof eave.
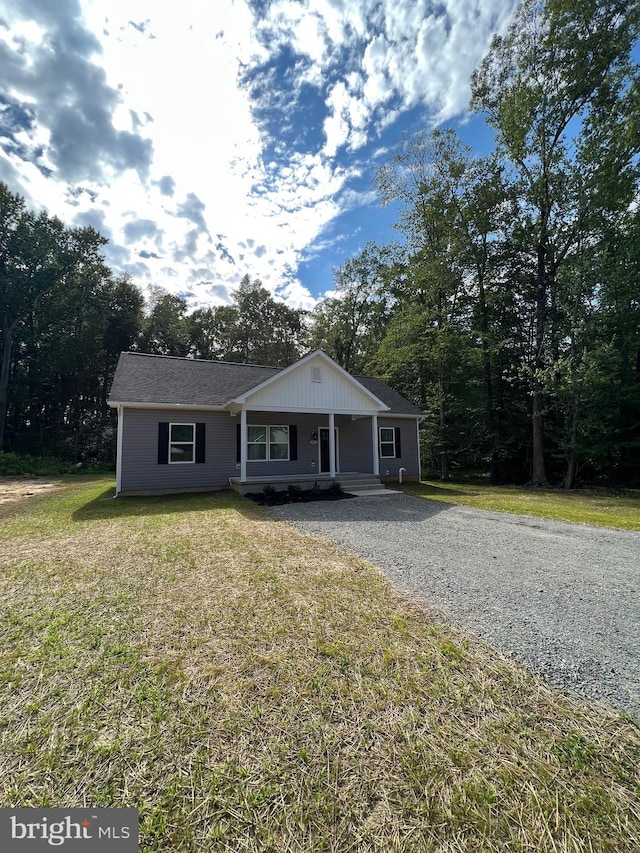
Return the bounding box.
[226,403,389,415]
[107,400,227,412]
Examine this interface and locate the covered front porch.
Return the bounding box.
[225,350,416,492]
[233,409,383,484]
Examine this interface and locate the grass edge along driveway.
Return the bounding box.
[398,479,640,531]
[0,478,639,852]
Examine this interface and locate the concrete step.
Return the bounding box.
[335,474,403,496]
[338,477,398,496]
[345,488,401,496]
[334,474,378,482]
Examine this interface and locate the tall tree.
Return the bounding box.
[139,286,190,356]
[0,184,107,447]
[470,0,640,484]
[9,267,140,461]
[550,208,640,487]
[188,306,238,361]
[187,276,307,367]
[229,275,307,366]
[375,130,511,479]
[308,243,395,373]
[101,275,145,414]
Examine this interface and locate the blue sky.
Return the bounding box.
[0,0,517,309]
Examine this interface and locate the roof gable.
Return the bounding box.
[235,351,389,414]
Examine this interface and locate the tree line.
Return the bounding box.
[1,0,638,485]
[0,204,307,463]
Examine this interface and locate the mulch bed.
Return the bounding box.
[245,488,356,506]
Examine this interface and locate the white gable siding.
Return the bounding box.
[244,356,384,413]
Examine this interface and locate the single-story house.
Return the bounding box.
[107,349,423,496]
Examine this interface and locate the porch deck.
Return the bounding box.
[229,472,378,496]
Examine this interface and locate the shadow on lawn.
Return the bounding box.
[72,486,262,522]
[74,484,455,526]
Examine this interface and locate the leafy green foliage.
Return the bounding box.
[469,0,640,485]
[188,275,307,367]
[139,286,190,356]
[308,243,397,373]
[0,452,74,476]
[0,183,108,449]
[305,0,640,488]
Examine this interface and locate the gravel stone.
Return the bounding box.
[267,493,640,719]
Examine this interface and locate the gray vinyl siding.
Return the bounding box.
[120,408,238,493]
[378,418,419,478]
[119,408,420,493]
[335,416,374,472]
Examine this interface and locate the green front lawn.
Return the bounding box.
[1,479,638,851]
[398,479,640,530]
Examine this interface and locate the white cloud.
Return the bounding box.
[253,0,516,157]
[0,0,517,314]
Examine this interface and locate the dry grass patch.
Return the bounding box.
[0,476,61,505]
[0,478,639,852]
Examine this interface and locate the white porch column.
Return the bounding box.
[240,407,247,482]
[371,414,379,476]
[328,412,336,478]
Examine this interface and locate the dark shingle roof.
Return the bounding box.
[108,351,423,415]
[109,352,280,407]
[355,375,423,415]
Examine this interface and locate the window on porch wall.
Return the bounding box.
[247,425,289,461]
[269,426,289,460]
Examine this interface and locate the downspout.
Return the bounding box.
[115,405,123,496]
[399,468,406,484]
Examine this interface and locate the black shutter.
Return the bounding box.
[158,422,169,464]
[236,423,241,463]
[395,427,402,459]
[195,423,206,463]
[289,425,297,461]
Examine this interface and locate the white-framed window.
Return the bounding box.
[248,425,290,461]
[379,427,396,458]
[169,423,195,463]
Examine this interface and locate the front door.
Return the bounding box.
[319,427,339,474]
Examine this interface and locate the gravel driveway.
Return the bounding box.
[268,493,640,719]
